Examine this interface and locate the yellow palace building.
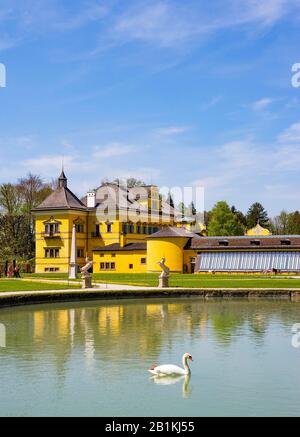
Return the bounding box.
[32,171,197,274]
[32,172,300,275]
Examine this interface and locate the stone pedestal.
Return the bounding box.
[159,276,169,288]
[82,275,92,289]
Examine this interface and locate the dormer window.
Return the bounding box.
[219,240,229,246]
[281,239,291,245]
[250,240,260,246]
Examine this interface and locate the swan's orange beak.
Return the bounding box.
[189,355,193,361]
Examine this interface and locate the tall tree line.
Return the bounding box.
[270,211,300,235]
[0,174,52,261]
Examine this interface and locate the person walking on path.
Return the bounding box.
[13,265,21,278]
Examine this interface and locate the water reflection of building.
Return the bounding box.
[26,301,211,360]
[99,306,124,335]
[5,300,297,376]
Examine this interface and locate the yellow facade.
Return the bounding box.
[146,237,189,273]
[183,250,197,273]
[34,211,88,273]
[93,250,147,274]
[34,207,168,274]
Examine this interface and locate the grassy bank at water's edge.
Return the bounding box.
[0,279,80,292]
[21,273,300,289]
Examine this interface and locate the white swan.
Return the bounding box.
[148,353,193,376]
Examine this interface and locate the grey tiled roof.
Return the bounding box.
[93,242,147,252]
[147,226,197,239]
[33,187,87,211]
[190,235,300,250]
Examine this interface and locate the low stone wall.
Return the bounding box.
[0,288,299,308]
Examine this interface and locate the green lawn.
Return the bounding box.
[22,272,300,289]
[93,273,300,288]
[0,279,80,293]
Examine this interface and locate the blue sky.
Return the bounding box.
[0,0,300,216]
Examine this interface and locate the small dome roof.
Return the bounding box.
[246,222,271,236]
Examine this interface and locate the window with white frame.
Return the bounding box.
[44,248,60,258]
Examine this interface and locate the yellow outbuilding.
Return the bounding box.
[146,227,196,273]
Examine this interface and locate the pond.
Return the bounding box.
[0,298,299,417]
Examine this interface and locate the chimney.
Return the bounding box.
[87,191,96,208]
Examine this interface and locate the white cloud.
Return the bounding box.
[273,143,300,170]
[201,95,222,110]
[109,0,300,50]
[113,2,201,48]
[21,154,77,177]
[93,143,135,159]
[216,140,265,172]
[115,166,161,182]
[190,119,300,209]
[192,175,230,189]
[1,0,299,57]
[232,0,291,27]
[278,121,300,143]
[155,126,189,136]
[0,0,110,50]
[251,97,275,111]
[54,2,108,31]
[0,35,19,51]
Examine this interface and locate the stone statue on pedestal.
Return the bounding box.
[80,256,94,289]
[157,257,170,288]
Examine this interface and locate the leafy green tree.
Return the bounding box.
[287,211,300,234]
[0,215,32,260]
[246,202,270,229]
[207,201,244,236]
[0,183,22,215]
[0,174,53,262]
[231,205,247,227]
[270,210,289,235]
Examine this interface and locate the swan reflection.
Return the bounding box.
[150,374,191,398]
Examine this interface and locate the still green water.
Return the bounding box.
[0,298,299,417]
